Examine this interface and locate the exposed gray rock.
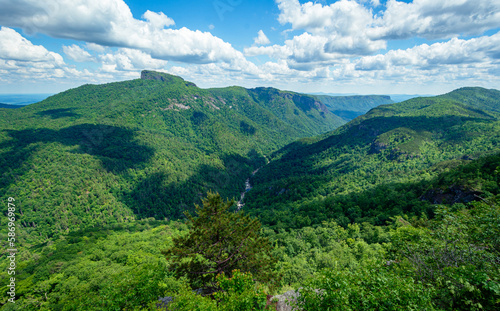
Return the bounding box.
[156,296,173,310]
[270,289,301,311]
[270,288,325,310]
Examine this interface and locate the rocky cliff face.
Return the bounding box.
[249,87,332,116]
[421,185,483,205]
[291,94,329,114]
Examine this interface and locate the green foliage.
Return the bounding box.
[440,87,500,114]
[0,71,343,245]
[296,263,436,310]
[263,220,387,288]
[246,152,500,229]
[0,220,188,310]
[165,270,269,311]
[245,87,500,228]
[390,201,500,310]
[163,284,218,311]
[314,94,394,121]
[164,193,276,290]
[1,81,499,310]
[214,270,269,311]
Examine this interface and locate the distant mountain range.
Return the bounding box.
[0,70,344,244]
[244,87,500,228]
[310,92,428,103]
[0,91,422,115]
[1,72,499,310]
[1,71,498,243]
[0,103,26,109]
[1,88,421,120]
[0,93,53,106]
[313,94,394,121]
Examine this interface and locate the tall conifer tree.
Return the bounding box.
[164,192,276,290]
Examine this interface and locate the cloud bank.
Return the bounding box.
[0,0,499,93]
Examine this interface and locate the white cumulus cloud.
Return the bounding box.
[142,10,175,29]
[268,0,500,69]
[99,48,168,72]
[0,0,245,64]
[63,44,95,62]
[265,0,385,69]
[254,30,271,45]
[370,0,500,40]
[0,26,63,64]
[0,27,100,84]
[355,32,500,71]
[0,0,499,94]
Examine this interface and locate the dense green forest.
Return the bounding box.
[1,158,499,309]
[0,76,499,310]
[0,105,23,109]
[0,70,343,246]
[244,87,500,228]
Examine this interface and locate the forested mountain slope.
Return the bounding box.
[3,152,499,310]
[1,82,499,310]
[244,87,500,228]
[314,94,394,121]
[0,104,23,109]
[0,70,343,245]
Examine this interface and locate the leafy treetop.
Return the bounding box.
[163,192,276,290]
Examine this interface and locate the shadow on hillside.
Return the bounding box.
[331,110,362,121]
[248,152,500,231]
[0,124,155,183]
[260,114,496,182]
[123,151,266,220]
[36,108,79,119]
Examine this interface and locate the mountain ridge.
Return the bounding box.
[1,76,499,310]
[314,94,394,121]
[243,86,500,227]
[0,103,24,109]
[0,70,343,244]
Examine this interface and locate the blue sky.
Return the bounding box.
[0,0,499,95]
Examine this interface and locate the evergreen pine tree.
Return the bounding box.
[163,192,276,290]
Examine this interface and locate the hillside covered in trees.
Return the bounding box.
[0,104,23,109]
[0,70,343,245]
[314,94,394,121]
[244,87,500,228]
[1,154,499,310]
[0,76,499,310]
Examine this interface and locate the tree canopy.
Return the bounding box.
[163,192,276,290]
